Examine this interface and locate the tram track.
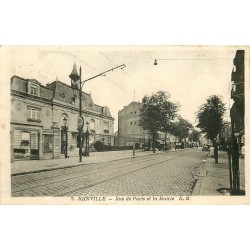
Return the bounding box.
[12,151,194,196]
[12,151,180,187]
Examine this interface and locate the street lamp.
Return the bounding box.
[69,63,126,162]
[62,116,68,158]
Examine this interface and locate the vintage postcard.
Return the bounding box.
[0,45,249,204]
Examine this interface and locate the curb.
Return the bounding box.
[192,168,207,195]
[11,150,167,177]
[192,157,208,196]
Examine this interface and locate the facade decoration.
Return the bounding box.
[10,64,114,161]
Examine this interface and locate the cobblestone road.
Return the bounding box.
[11,149,207,197]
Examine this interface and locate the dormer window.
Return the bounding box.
[103,107,108,115]
[28,80,40,97]
[31,85,38,96]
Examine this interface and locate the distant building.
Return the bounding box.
[10,64,114,161]
[200,134,211,146]
[118,101,176,149]
[118,102,150,147]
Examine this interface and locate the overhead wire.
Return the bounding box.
[99,51,148,95]
[103,53,235,61]
[64,50,132,96]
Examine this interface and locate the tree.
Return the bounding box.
[139,91,179,153]
[196,95,226,163]
[169,116,193,148]
[190,129,200,146]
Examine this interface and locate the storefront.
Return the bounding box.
[12,128,40,160]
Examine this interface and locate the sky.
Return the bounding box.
[2,45,236,131]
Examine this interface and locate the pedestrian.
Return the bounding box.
[208,146,214,158]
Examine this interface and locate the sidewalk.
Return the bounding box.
[11,149,167,176]
[192,151,245,196]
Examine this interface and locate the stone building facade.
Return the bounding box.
[230,50,245,149]
[228,50,245,192]
[10,64,114,161]
[118,101,175,149]
[118,101,193,150]
[118,102,150,147]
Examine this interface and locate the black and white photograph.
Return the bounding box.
[1,2,250,250]
[0,45,248,204]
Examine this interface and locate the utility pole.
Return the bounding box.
[132,89,135,156]
[79,66,83,162]
[70,63,126,162]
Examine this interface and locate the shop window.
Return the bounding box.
[21,132,30,146]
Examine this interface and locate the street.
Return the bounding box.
[11,149,207,197]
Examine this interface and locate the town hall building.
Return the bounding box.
[10,64,114,161]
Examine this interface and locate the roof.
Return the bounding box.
[11,75,113,118]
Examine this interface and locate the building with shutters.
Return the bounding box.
[118,102,172,149]
[118,102,150,148]
[10,64,114,161]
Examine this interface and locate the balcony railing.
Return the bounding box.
[27,118,41,123]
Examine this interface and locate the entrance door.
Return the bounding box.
[43,134,53,160]
[61,130,68,156]
[30,131,39,159]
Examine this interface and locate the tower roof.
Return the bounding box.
[69,63,80,82]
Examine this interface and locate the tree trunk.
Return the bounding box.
[152,131,156,153]
[214,143,218,163]
[212,139,218,163]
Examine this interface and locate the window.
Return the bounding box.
[27,107,41,121]
[21,132,30,146]
[103,107,108,115]
[104,122,109,130]
[31,85,38,96]
[90,119,95,130]
[130,122,133,125]
[104,122,109,133]
[90,119,95,133]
